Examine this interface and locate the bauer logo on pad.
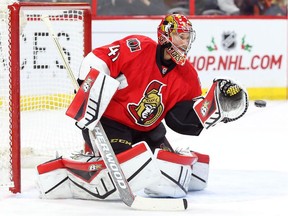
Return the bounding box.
[82,77,93,92]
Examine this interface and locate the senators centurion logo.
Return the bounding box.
[127,80,165,127]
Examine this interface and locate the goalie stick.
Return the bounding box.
[41,15,188,210]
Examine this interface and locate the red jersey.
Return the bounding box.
[89,35,202,131]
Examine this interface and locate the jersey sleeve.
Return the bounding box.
[91,35,152,79]
[164,100,204,136]
[77,36,136,80]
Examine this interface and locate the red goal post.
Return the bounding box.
[0,1,91,193]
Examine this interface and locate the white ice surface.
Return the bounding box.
[1,100,288,216]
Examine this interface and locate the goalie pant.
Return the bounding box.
[36,142,210,200]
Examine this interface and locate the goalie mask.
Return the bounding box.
[157,14,196,66]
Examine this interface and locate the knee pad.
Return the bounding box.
[188,151,210,191]
[144,149,197,198]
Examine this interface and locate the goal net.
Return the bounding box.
[0,1,91,193]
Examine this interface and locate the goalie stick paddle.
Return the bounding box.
[41,15,188,211]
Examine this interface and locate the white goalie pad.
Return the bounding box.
[66,68,119,130]
[144,149,198,198]
[36,167,72,199]
[36,142,161,200]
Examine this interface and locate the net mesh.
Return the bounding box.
[0,1,90,190]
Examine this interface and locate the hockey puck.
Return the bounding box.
[254,100,266,107]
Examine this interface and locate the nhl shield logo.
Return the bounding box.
[222,31,236,51]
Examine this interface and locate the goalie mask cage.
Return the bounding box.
[0,1,91,193]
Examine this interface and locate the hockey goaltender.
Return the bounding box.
[36,14,248,202]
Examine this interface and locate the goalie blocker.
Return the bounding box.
[66,68,120,130]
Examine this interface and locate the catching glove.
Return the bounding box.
[193,78,248,129]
